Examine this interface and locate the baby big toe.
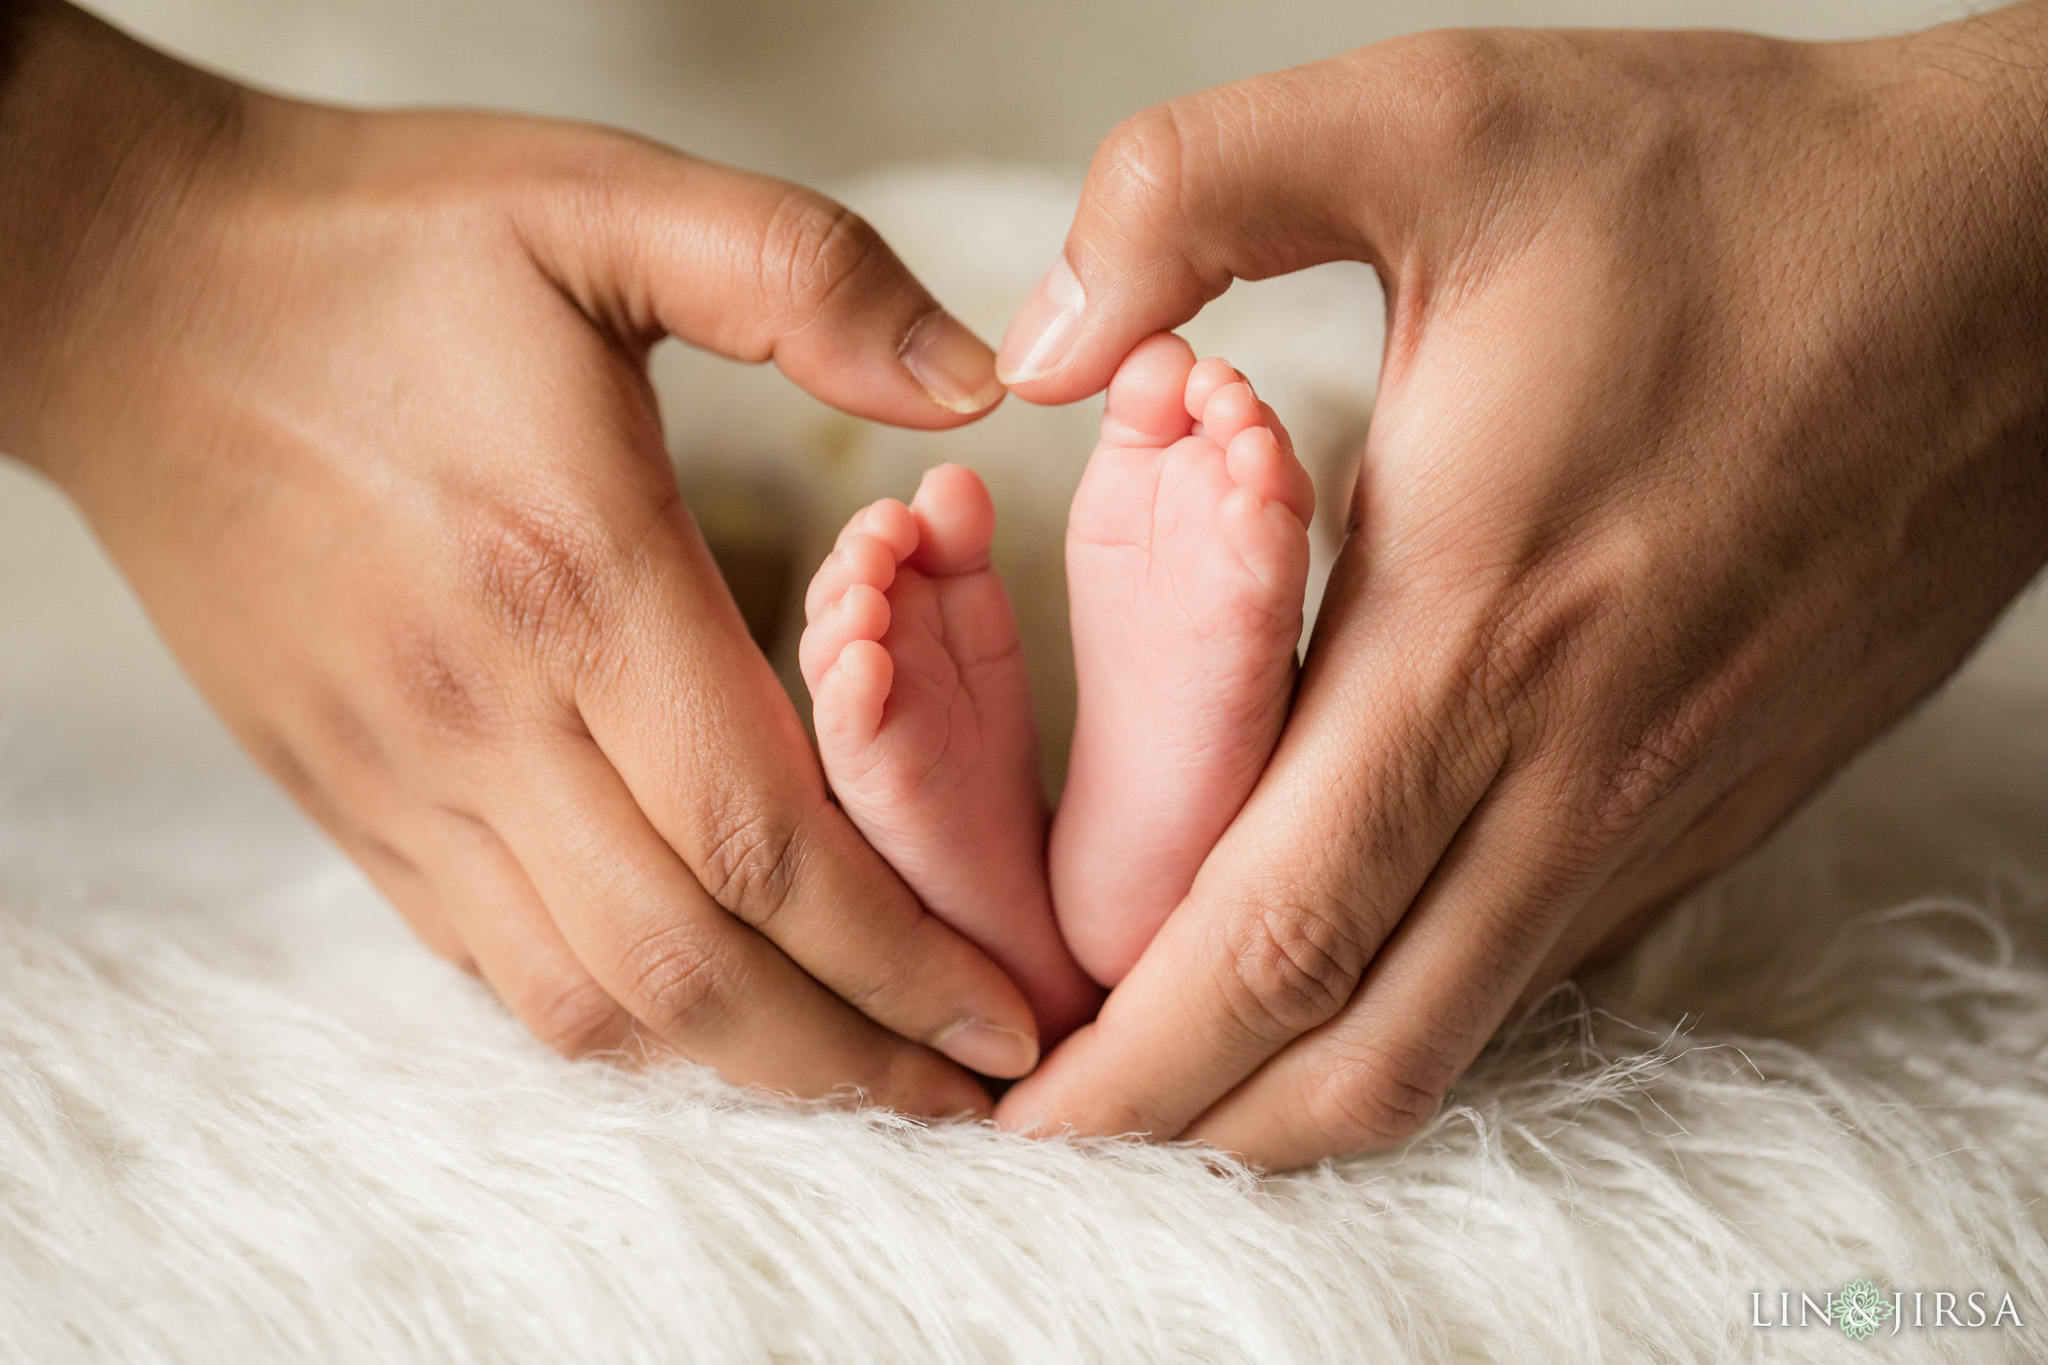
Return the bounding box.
[907,464,996,577]
[1101,333,1199,447]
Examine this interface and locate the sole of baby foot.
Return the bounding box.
[1051,333,1315,987]
[801,463,1103,1044]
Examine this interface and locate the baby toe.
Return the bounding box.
[1254,397,1296,457]
[1183,357,1243,424]
[1218,483,1312,597]
[1224,425,1316,526]
[814,638,895,752]
[834,498,919,562]
[908,464,996,577]
[799,582,892,692]
[1199,378,1265,448]
[805,531,902,623]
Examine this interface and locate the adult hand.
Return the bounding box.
[995,7,2048,1165]
[0,1,1039,1112]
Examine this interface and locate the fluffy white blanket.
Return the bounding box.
[3,163,2044,1363]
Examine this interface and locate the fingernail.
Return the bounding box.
[900,311,1005,414]
[996,256,1086,384]
[936,1019,1039,1078]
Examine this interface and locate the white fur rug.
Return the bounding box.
[4,164,2047,1363]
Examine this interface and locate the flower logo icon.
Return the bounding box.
[1832,1278,1896,1340]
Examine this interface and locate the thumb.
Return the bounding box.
[516,133,1005,428]
[995,47,1440,404]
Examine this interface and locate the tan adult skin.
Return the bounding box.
[994,5,2048,1167]
[0,0,1046,1112]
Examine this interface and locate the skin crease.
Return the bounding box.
[0,0,1046,1115]
[994,10,2048,1167]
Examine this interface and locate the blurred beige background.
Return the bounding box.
[93,0,1978,181]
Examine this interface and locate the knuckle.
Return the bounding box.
[385,623,501,743]
[1221,897,1372,1042]
[1085,103,1211,280]
[696,801,810,931]
[1306,1036,1455,1150]
[618,926,733,1041]
[566,133,658,208]
[1090,104,1188,223]
[760,189,886,332]
[1463,565,1604,730]
[1592,702,1717,839]
[459,502,614,663]
[515,969,632,1057]
[1481,532,1730,842]
[1468,613,1548,729]
[1384,30,1525,172]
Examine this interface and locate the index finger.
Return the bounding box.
[498,133,1042,1077]
[567,489,1045,1081]
[511,132,1007,426]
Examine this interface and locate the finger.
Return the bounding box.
[491,732,995,1115]
[287,759,635,1051]
[1174,658,1833,1166]
[799,582,891,691]
[262,759,478,972]
[1187,725,1815,1168]
[515,140,1004,424]
[996,545,1506,1139]
[440,308,1045,1080]
[578,504,1044,1080]
[1525,743,1836,988]
[413,808,642,1057]
[1185,767,1588,1169]
[326,823,473,971]
[996,47,1438,400]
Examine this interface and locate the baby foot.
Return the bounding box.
[1051,334,1315,986]
[800,465,1102,1047]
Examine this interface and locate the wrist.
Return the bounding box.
[0,1,251,484]
[1891,3,2048,395]
[1828,4,2048,549]
[1941,6,2048,507]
